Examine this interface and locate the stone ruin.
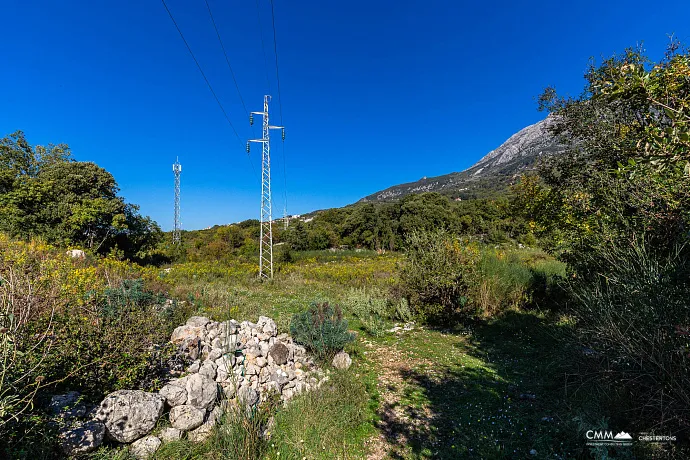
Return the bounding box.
[52,315,351,458]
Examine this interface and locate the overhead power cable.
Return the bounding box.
[161,0,258,178]
[203,0,250,118]
[268,0,289,215]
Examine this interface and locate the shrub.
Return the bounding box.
[570,240,690,433]
[343,287,388,336]
[290,303,355,361]
[399,229,480,323]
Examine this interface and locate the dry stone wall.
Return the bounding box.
[54,314,338,459]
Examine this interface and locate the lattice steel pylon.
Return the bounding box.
[247,95,284,279]
[173,158,182,244]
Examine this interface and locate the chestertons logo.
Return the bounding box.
[586,430,633,447]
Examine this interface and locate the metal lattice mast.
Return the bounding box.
[173,158,182,244]
[247,95,284,279]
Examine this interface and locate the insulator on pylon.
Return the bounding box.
[246,141,250,153]
[249,114,254,126]
[281,128,285,141]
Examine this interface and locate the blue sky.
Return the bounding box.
[1,0,688,230]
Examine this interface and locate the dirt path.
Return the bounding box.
[362,335,435,460]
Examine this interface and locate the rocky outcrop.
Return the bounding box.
[359,116,565,202]
[95,390,165,443]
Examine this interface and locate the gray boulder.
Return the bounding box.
[332,351,352,370]
[186,374,218,410]
[130,435,161,459]
[95,390,164,443]
[169,405,205,431]
[59,420,105,456]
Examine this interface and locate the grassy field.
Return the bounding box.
[75,246,682,459]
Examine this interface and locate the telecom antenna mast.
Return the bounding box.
[173,158,182,244]
[247,95,285,279]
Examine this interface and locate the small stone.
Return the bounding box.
[269,342,289,365]
[332,351,352,370]
[237,387,259,407]
[199,360,217,380]
[159,382,188,407]
[159,427,182,442]
[130,435,161,460]
[187,360,200,373]
[207,348,222,362]
[530,449,538,455]
[49,391,86,419]
[169,405,205,431]
[256,356,267,368]
[59,420,105,456]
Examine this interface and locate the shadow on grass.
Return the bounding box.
[376,311,583,459]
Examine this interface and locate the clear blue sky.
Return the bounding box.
[1,1,688,230]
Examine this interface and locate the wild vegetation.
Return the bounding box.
[2,43,689,459]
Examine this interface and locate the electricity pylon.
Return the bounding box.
[247,95,284,279]
[173,158,182,244]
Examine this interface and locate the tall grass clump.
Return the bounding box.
[343,287,389,336]
[570,240,690,434]
[266,370,372,459]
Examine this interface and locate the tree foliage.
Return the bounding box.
[0,131,161,260]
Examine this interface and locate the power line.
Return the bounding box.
[161,0,243,145]
[203,0,250,118]
[268,0,289,220]
[254,0,273,94]
[161,0,258,179]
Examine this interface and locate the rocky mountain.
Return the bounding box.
[359,117,565,202]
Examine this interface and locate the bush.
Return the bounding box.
[290,303,355,361]
[570,240,690,433]
[399,229,480,323]
[343,287,388,336]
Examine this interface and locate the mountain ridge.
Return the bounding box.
[359,117,564,202]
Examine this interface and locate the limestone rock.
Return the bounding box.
[186,374,218,410]
[199,360,217,380]
[59,420,105,456]
[159,427,182,442]
[130,435,161,460]
[186,316,211,328]
[237,387,259,407]
[332,351,352,370]
[159,381,187,407]
[169,405,205,431]
[95,390,164,443]
[188,406,221,442]
[171,325,205,345]
[49,391,87,419]
[269,342,289,365]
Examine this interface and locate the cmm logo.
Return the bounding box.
[586,430,633,446]
[586,431,614,440]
